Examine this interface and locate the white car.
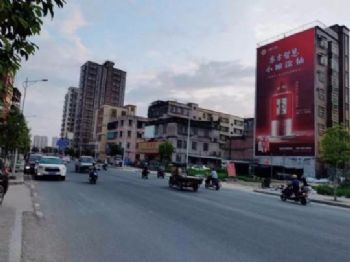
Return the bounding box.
[35,156,67,181]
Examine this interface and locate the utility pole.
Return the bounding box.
[11,78,47,177]
[185,110,191,170]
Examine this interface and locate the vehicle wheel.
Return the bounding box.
[300,198,307,205]
[179,184,184,191]
[280,195,287,201]
[216,184,220,191]
[193,185,198,192]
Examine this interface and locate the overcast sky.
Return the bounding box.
[15,0,350,141]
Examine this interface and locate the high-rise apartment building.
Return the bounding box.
[254,23,349,178]
[60,87,78,140]
[74,61,126,152]
[33,135,48,150]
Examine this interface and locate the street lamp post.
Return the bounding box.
[11,78,48,177]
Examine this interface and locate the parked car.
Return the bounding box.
[24,154,42,175]
[35,156,66,180]
[75,156,95,173]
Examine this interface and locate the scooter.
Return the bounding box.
[89,170,98,184]
[205,177,221,190]
[280,185,308,205]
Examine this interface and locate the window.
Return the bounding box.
[137,132,142,139]
[177,140,182,148]
[129,120,133,126]
[318,54,328,66]
[127,142,130,149]
[176,154,181,162]
[318,88,325,101]
[192,142,197,150]
[318,106,325,118]
[128,131,131,138]
[121,111,126,116]
[318,124,326,135]
[119,131,123,138]
[120,120,124,126]
[318,71,326,83]
[183,140,187,149]
[203,143,208,152]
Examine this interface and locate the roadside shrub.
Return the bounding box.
[315,185,334,196]
[236,175,261,183]
[337,185,350,198]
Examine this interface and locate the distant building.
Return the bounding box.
[93,104,138,160]
[74,61,127,153]
[60,87,78,141]
[33,135,48,150]
[142,100,244,165]
[105,112,148,163]
[51,137,59,148]
[226,118,254,161]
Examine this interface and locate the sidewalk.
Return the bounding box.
[223,180,350,209]
[0,183,32,262]
[9,172,24,185]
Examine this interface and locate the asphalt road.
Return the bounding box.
[22,165,350,262]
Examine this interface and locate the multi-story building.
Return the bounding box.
[51,137,59,148]
[74,61,126,153]
[106,114,149,163]
[255,23,349,178]
[226,118,254,161]
[93,104,138,160]
[60,87,78,141]
[144,100,243,165]
[148,100,244,139]
[0,73,14,122]
[140,117,221,165]
[33,135,48,150]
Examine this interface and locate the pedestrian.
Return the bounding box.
[0,158,9,195]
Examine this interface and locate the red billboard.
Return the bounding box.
[255,28,315,156]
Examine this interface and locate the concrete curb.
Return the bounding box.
[26,181,44,219]
[9,179,24,185]
[253,189,350,209]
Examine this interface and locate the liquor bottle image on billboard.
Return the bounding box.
[270,82,294,137]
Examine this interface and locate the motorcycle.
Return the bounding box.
[205,177,221,190]
[102,163,108,171]
[280,185,308,205]
[89,170,98,184]
[157,169,165,179]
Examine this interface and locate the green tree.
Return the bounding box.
[0,107,31,157]
[159,141,174,164]
[109,144,124,156]
[0,0,66,90]
[320,125,350,166]
[320,125,350,200]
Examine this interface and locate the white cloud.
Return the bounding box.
[15,4,90,140]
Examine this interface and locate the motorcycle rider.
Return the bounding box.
[89,163,98,178]
[290,174,300,197]
[206,168,218,185]
[142,166,149,178]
